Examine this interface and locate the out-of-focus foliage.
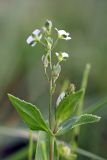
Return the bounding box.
[0,0,107,159]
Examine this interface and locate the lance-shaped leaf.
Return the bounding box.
[8,94,52,135]
[56,90,84,125]
[56,114,101,136]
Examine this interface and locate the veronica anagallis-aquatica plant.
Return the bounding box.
[8,20,101,160]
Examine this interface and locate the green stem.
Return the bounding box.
[49,136,55,160]
[49,78,52,129]
[48,49,55,160]
[50,50,52,69]
[29,130,33,160]
[49,50,53,129]
[44,68,50,82]
[52,38,58,50]
[39,40,46,48]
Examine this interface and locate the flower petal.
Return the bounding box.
[32,29,41,36]
[55,52,59,57]
[64,37,71,40]
[62,52,69,58]
[32,29,42,41]
[58,30,68,35]
[26,35,34,44]
[26,35,37,46]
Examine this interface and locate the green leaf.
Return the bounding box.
[35,131,49,160]
[84,97,107,114]
[56,114,100,135]
[8,94,52,134]
[35,132,59,160]
[56,90,84,125]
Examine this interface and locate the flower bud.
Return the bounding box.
[52,64,61,82]
[45,20,52,35]
[42,54,49,68]
[67,83,75,95]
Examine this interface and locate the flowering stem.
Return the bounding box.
[49,50,53,129]
[48,49,54,160]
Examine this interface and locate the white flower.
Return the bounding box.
[55,52,69,61]
[26,35,35,47]
[55,28,71,40]
[26,29,42,47]
[62,52,69,58]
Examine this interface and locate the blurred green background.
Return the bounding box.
[0,0,107,159]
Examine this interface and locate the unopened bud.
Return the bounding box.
[45,20,52,35]
[52,64,61,82]
[42,54,49,68]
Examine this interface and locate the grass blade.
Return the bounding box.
[75,147,106,160]
[84,98,107,114]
